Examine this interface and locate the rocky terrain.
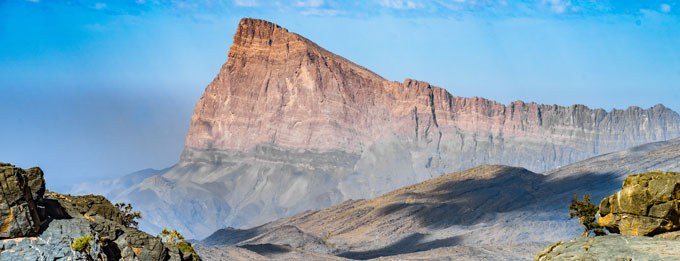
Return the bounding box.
[80,18,680,239]
[193,138,680,260]
[0,163,200,260]
[536,236,680,260]
[537,171,680,260]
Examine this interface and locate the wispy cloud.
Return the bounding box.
[93,2,107,10]
[541,0,577,14]
[379,0,424,10]
[295,0,324,8]
[661,3,671,13]
[20,1,680,20]
[300,8,339,16]
[234,0,259,7]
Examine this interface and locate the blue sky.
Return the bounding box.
[1,0,679,192]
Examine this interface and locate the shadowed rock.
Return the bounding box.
[0,163,42,238]
[198,138,680,260]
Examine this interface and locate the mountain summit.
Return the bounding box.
[115,18,680,239]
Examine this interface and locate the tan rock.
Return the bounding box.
[598,171,680,236]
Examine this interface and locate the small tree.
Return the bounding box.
[569,193,605,237]
[115,202,143,229]
[160,228,197,257]
[160,228,185,245]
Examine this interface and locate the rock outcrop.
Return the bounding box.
[0,163,42,238]
[103,18,680,239]
[0,163,200,261]
[598,171,680,236]
[535,235,680,261]
[536,170,680,260]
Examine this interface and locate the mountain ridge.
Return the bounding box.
[88,18,680,239]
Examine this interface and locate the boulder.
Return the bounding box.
[116,228,168,260]
[0,163,42,238]
[597,171,680,236]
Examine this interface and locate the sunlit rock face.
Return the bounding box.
[118,18,680,239]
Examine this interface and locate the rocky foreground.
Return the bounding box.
[537,171,680,260]
[0,163,200,260]
[88,17,680,239]
[536,235,680,260]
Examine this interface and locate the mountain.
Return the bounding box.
[109,18,680,239]
[71,168,162,196]
[196,138,680,260]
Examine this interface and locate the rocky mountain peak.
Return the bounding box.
[134,18,680,239]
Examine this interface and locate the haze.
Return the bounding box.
[1,0,679,191]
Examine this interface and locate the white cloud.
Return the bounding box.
[542,0,573,14]
[379,0,424,10]
[300,8,339,16]
[661,3,671,13]
[296,0,324,8]
[94,2,107,10]
[233,0,260,7]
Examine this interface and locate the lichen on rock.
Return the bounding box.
[537,171,680,260]
[597,171,680,236]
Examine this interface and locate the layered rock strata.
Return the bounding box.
[114,18,680,239]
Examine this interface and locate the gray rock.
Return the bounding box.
[0,163,42,238]
[535,235,680,260]
[0,163,200,261]
[0,219,96,260]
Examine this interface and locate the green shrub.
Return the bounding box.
[71,235,94,253]
[569,193,605,237]
[177,241,198,256]
[160,228,185,245]
[115,202,142,229]
[160,228,196,255]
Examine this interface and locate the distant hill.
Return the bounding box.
[196,138,680,260]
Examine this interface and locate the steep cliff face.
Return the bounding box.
[185,19,679,171]
[117,18,680,239]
